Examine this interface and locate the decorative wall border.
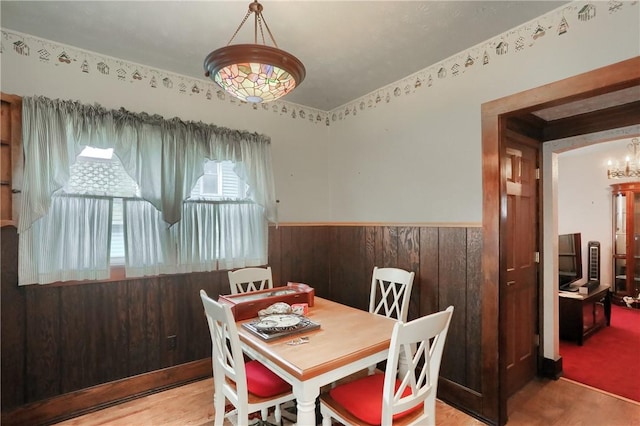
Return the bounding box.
[328,0,636,123]
[1,1,636,127]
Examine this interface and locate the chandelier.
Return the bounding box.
[203,0,306,104]
[608,138,640,179]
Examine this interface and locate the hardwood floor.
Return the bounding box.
[54,377,640,426]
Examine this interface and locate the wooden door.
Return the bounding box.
[503,130,539,397]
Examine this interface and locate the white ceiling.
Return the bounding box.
[1,0,571,111]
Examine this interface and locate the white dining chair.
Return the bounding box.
[367,266,416,376]
[369,266,415,322]
[228,266,274,294]
[320,306,454,426]
[200,290,294,426]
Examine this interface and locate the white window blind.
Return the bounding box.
[190,160,248,200]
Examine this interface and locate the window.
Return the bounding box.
[63,146,139,265]
[190,160,248,200]
[62,148,253,269]
[19,96,276,286]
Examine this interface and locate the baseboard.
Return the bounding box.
[541,356,563,380]
[438,377,493,425]
[1,359,212,426]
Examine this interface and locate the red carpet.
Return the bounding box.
[560,304,640,402]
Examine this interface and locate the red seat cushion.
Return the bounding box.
[328,373,421,425]
[245,360,291,397]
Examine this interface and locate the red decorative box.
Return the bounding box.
[218,282,315,321]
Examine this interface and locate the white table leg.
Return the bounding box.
[294,383,319,426]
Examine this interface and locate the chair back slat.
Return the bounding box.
[228,266,273,294]
[369,266,415,322]
[382,306,454,425]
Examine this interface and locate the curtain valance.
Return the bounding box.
[19,96,277,232]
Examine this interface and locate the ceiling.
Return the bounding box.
[1,0,571,111]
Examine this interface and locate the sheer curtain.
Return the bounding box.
[19,96,277,285]
[174,201,267,273]
[123,198,176,278]
[19,195,112,285]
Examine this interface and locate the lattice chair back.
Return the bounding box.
[200,290,294,425]
[369,266,415,322]
[319,306,454,426]
[228,266,274,294]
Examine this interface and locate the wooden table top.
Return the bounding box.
[237,297,396,381]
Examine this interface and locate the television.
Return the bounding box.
[558,233,582,291]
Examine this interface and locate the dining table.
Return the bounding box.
[236,296,397,426]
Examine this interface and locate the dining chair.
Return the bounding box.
[200,290,294,426]
[369,266,415,322]
[319,306,454,426]
[228,266,274,294]
[367,267,416,376]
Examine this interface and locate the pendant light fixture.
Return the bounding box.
[204,0,306,104]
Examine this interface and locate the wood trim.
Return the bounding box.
[482,57,640,116]
[541,357,563,380]
[542,101,640,141]
[0,93,22,228]
[482,57,640,426]
[438,378,488,424]
[270,222,482,228]
[0,359,212,426]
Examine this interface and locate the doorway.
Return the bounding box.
[554,138,640,401]
[480,57,640,426]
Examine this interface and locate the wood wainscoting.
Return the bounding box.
[1,223,484,425]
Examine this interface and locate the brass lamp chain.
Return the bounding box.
[226,1,279,48]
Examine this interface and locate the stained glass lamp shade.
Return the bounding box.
[204,1,305,103]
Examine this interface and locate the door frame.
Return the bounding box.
[480,56,640,425]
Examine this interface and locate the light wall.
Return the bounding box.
[2,2,638,224]
[1,1,639,366]
[325,2,639,223]
[558,138,639,287]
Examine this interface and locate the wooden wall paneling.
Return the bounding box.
[330,226,367,310]
[372,226,384,268]
[465,227,483,393]
[278,226,332,296]
[397,226,421,321]
[178,272,206,363]
[185,272,217,361]
[363,226,376,280]
[1,359,212,426]
[287,227,306,285]
[128,279,149,376]
[382,226,398,267]
[60,284,94,393]
[362,226,379,305]
[310,226,331,297]
[25,285,61,402]
[268,225,282,288]
[159,277,178,368]
[2,223,487,423]
[110,281,130,383]
[1,226,25,410]
[437,227,468,386]
[98,282,130,384]
[419,227,439,316]
[145,279,161,372]
[278,226,294,287]
[175,276,193,366]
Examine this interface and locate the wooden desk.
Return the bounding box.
[559,284,611,346]
[237,297,396,426]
